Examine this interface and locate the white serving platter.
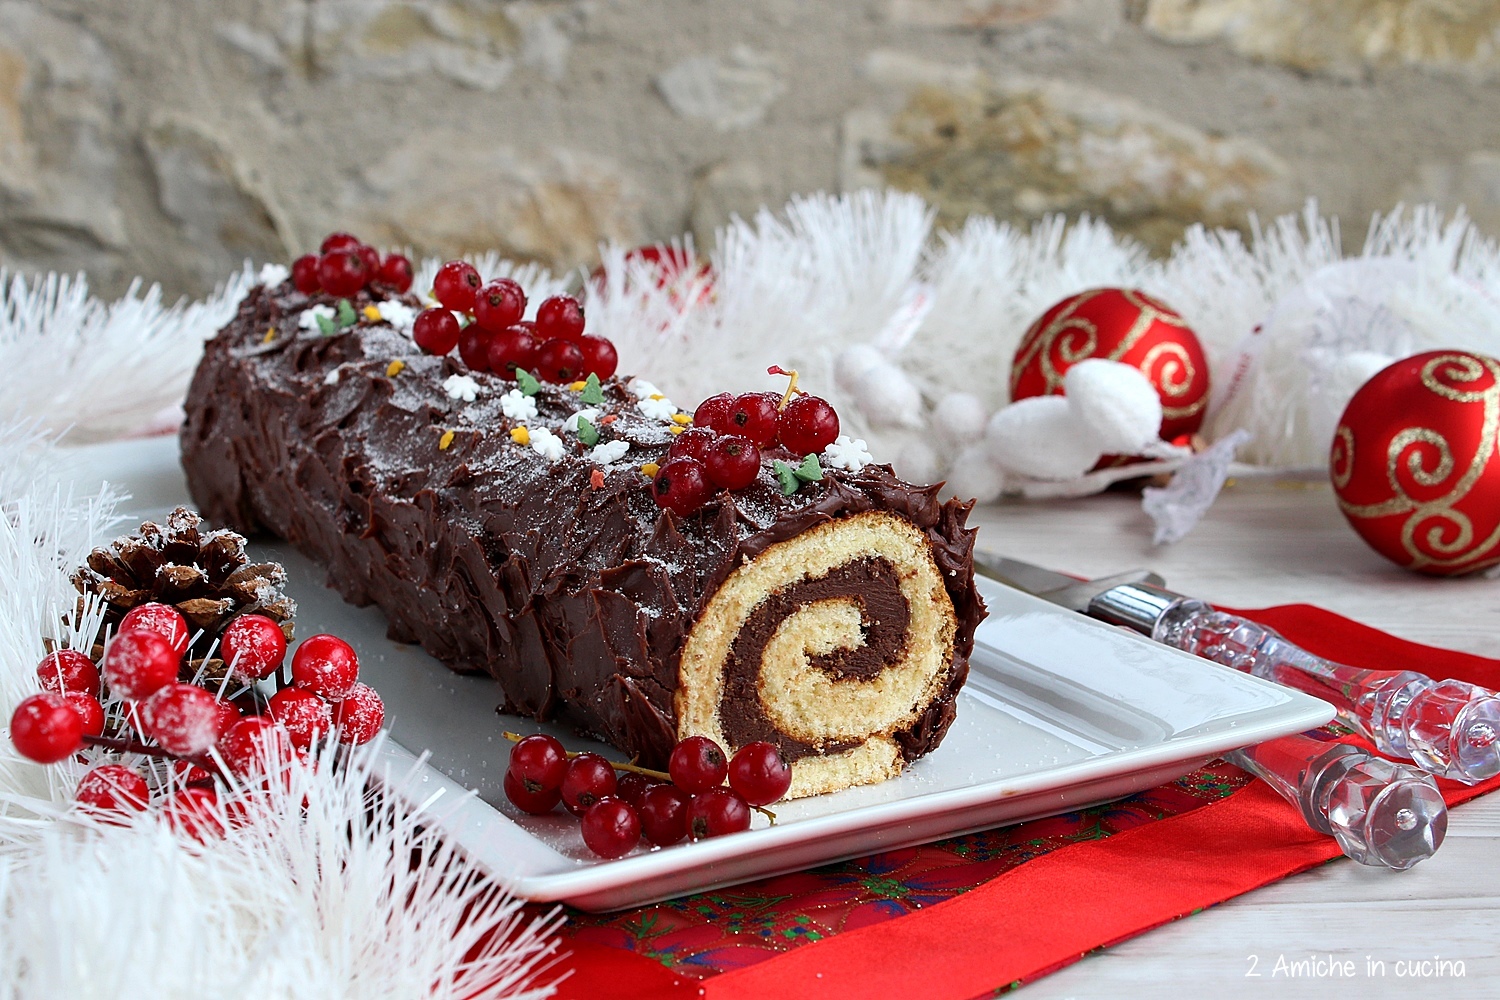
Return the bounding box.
[59,436,1334,911]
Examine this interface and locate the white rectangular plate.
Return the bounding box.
[62,437,1334,911]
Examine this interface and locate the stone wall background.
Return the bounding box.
[3,0,1500,300]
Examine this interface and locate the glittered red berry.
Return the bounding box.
[705,435,761,490]
[693,392,735,433]
[9,692,85,763]
[535,295,585,342]
[379,253,414,293]
[473,278,527,334]
[291,634,360,701]
[212,699,242,741]
[458,324,494,373]
[637,783,690,846]
[778,395,840,456]
[577,335,618,380]
[686,787,750,840]
[413,307,462,356]
[433,260,482,313]
[267,687,334,751]
[291,254,321,294]
[503,768,562,815]
[120,602,190,657]
[332,682,384,745]
[165,786,224,842]
[728,741,792,806]
[488,325,540,379]
[667,426,716,464]
[64,691,105,738]
[103,629,179,701]
[614,770,653,807]
[173,758,215,786]
[669,734,728,794]
[725,393,781,448]
[509,733,568,793]
[581,798,641,858]
[651,457,713,517]
[140,683,221,755]
[535,338,585,384]
[320,232,361,254]
[560,753,617,817]
[221,614,287,681]
[76,764,150,816]
[35,649,100,698]
[218,716,296,780]
[317,249,370,299]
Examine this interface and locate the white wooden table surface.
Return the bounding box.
[965,479,1500,998]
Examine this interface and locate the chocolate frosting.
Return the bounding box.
[181,282,985,769]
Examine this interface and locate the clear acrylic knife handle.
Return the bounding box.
[1228,734,1447,870]
[1152,598,1500,784]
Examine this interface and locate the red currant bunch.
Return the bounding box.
[292,232,411,298]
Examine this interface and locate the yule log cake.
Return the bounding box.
[181,253,983,798]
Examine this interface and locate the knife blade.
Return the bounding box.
[972,552,1163,613]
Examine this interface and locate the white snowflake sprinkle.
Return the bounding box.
[529,427,565,462]
[323,366,343,386]
[298,304,335,331]
[589,439,631,465]
[258,262,290,287]
[637,396,677,422]
[376,298,418,331]
[562,407,602,434]
[823,435,874,472]
[443,374,481,402]
[500,389,538,421]
[626,378,662,399]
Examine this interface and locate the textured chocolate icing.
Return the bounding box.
[181,282,985,769]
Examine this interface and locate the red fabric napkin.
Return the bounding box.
[548,605,1500,1000]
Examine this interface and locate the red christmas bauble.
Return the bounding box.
[1010,288,1211,440]
[1331,350,1500,576]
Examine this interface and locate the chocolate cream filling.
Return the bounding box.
[718,556,911,760]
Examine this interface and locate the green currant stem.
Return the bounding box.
[752,804,778,825]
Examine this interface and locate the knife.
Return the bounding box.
[975,552,1450,870]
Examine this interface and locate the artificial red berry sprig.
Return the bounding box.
[291,232,412,297]
[501,730,790,859]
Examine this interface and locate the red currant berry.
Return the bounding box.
[668,734,728,794]
[332,682,384,745]
[577,335,618,380]
[488,325,540,379]
[433,260,482,312]
[581,798,641,858]
[509,733,568,793]
[76,764,150,816]
[637,783,690,846]
[704,435,761,491]
[667,426,716,463]
[694,392,735,433]
[64,691,105,738]
[141,683,221,755]
[473,278,527,333]
[103,629,179,700]
[413,307,462,356]
[35,649,100,698]
[221,614,287,681]
[120,602,190,657]
[291,634,359,701]
[503,768,561,815]
[165,786,224,842]
[560,753,617,817]
[725,393,781,447]
[267,687,334,751]
[535,295,585,341]
[291,254,321,294]
[320,232,361,254]
[535,338,585,383]
[379,253,414,293]
[354,244,381,283]
[9,692,85,763]
[317,249,370,299]
[218,716,296,780]
[778,395,840,456]
[614,770,654,807]
[651,457,714,517]
[458,324,494,372]
[728,741,792,806]
[686,787,751,840]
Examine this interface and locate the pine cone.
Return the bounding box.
[73,507,296,655]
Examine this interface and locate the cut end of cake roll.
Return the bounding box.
[676,510,962,799]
